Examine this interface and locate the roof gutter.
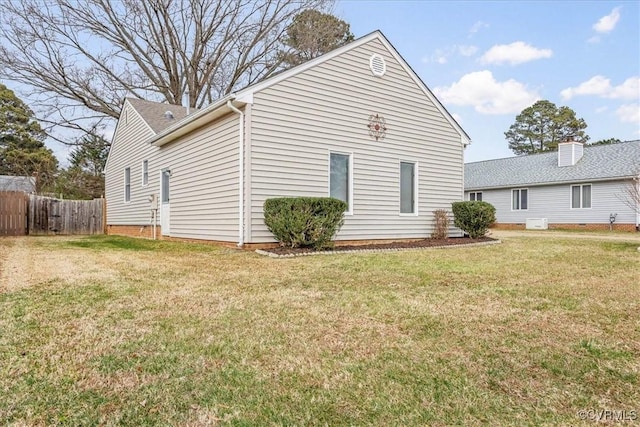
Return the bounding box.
[226,100,245,247]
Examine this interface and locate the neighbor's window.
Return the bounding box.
[330,152,351,212]
[400,161,416,214]
[469,192,482,201]
[512,188,528,210]
[142,160,148,186]
[124,167,131,202]
[571,184,591,209]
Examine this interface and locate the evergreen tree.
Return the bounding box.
[0,83,58,191]
[55,132,109,199]
[505,100,589,155]
[280,10,354,68]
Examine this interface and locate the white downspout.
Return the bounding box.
[227,100,245,246]
[636,176,640,230]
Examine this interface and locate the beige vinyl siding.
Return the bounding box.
[105,102,156,225]
[471,179,637,225]
[156,113,239,241]
[248,38,464,242]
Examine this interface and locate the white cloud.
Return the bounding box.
[469,21,489,35]
[435,54,448,64]
[561,76,640,100]
[611,77,640,99]
[458,45,478,57]
[593,7,621,33]
[480,42,552,65]
[616,103,640,123]
[433,70,540,115]
[587,35,601,44]
[423,45,478,65]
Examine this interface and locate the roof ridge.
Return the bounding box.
[466,139,640,165]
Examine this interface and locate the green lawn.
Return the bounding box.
[1,234,638,426]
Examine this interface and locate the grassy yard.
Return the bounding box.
[0,234,638,426]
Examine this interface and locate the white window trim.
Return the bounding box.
[141,160,149,187]
[161,168,171,204]
[570,183,592,209]
[328,151,353,216]
[399,160,418,216]
[124,167,131,203]
[469,191,483,201]
[511,188,528,211]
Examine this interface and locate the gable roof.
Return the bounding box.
[126,98,193,134]
[465,140,640,190]
[234,30,470,144]
[0,175,36,192]
[149,30,470,147]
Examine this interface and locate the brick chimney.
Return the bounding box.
[558,136,584,167]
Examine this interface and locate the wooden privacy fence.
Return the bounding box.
[0,192,104,236]
[0,192,28,236]
[28,195,104,235]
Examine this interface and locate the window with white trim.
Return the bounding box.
[161,169,170,203]
[571,184,591,209]
[124,167,131,202]
[142,160,148,186]
[512,188,528,210]
[469,192,482,201]
[400,161,416,214]
[329,152,352,213]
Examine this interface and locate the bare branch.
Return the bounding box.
[617,176,640,215]
[0,0,331,137]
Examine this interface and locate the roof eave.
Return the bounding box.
[150,95,242,147]
[465,175,637,191]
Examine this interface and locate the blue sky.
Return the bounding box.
[336,0,640,162]
[6,1,638,165]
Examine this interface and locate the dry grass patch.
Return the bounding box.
[0,234,638,425]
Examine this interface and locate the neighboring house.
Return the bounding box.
[464,140,640,231]
[0,175,36,193]
[105,31,470,247]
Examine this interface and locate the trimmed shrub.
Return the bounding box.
[264,197,348,249]
[431,209,450,239]
[451,201,496,239]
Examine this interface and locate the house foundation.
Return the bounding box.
[491,223,637,232]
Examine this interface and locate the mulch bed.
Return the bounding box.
[258,236,498,257]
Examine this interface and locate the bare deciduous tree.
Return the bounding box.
[0,0,330,139]
[619,177,640,215]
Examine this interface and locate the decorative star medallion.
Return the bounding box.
[367,114,387,141]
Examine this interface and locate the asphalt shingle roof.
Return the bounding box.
[465,140,640,190]
[126,98,195,134]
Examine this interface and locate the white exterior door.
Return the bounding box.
[160,169,170,235]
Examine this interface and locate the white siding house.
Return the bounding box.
[464,140,640,231]
[105,31,471,247]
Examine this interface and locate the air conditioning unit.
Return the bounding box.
[526,218,548,230]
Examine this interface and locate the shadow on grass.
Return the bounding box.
[63,235,222,253]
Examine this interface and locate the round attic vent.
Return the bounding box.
[369,54,386,77]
